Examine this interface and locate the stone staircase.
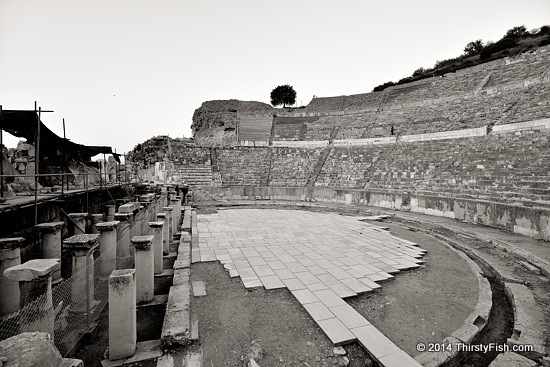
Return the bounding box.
[238,115,274,143]
[306,147,332,187]
[209,149,223,187]
[177,165,213,187]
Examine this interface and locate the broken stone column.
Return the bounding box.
[4,259,60,338]
[108,269,136,360]
[175,196,182,226]
[131,235,154,303]
[96,221,120,277]
[163,207,173,245]
[118,202,140,240]
[106,205,116,222]
[90,214,104,234]
[67,213,88,235]
[35,222,64,283]
[156,213,169,255]
[148,222,164,274]
[170,197,179,230]
[0,237,24,317]
[63,234,99,313]
[114,213,132,269]
[139,205,148,238]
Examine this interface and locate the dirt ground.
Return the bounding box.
[190,261,370,367]
[188,211,480,366]
[346,220,479,357]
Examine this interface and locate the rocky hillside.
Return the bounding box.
[126,135,196,168]
[192,100,273,146]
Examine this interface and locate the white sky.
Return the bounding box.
[1,0,549,155]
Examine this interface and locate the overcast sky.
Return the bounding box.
[1,0,548,156]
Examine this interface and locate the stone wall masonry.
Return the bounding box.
[216,147,271,186]
[493,117,550,133]
[333,137,397,146]
[400,126,487,142]
[271,140,329,148]
[239,140,269,147]
[160,208,193,348]
[171,147,210,165]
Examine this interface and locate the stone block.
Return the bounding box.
[488,352,537,367]
[0,332,71,367]
[118,203,140,213]
[505,282,546,359]
[4,259,60,282]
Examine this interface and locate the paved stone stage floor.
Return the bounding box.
[194,208,428,365]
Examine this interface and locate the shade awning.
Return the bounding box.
[0,110,115,161]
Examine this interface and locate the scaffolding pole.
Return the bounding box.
[0,105,4,199]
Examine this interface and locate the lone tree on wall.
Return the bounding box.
[464,39,484,56]
[270,85,296,107]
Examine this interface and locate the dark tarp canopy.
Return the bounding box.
[0,110,119,163]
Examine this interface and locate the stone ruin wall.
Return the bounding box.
[126,135,211,183]
[1,140,118,197]
[191,100,274,147]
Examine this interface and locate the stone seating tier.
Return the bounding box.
[217,147,271,187]
[238,115,273,142]
[176,165,214,186]
[204,129,550,207]
[265,46,550,141]
[269,147,324,187]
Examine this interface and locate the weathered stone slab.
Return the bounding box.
[101,340,162,367]
[95,221,120,231]
[63,234,99,249]
[192,281,207,297]
[488,352,537,367]
[118,202,140,213]
[0,237,25,249]
[317,317,355,346]
[161,309,191,348]
[35,221,65,232]
[0,332,80,367]
[414,337,461,367]
[505,282,546,359]
[4,259,60,281]
[173,268,190,286]
[173,258,190,270]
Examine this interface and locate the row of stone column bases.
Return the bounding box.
[0,186,185,363]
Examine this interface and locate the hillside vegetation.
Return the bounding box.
[373,25,550,92]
